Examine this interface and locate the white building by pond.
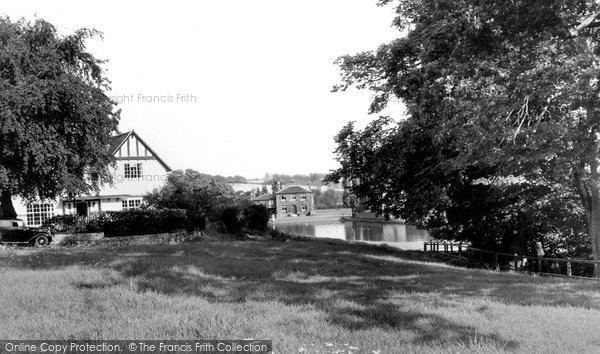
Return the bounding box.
[11,130,171,226]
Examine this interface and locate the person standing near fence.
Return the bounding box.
[536,241,545,273]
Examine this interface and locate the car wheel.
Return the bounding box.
[33,235,49,247]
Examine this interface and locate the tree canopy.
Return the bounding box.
[144,169,236,222]
[0,18,119,217]
[328,1,600,257]
[313,188,343,210]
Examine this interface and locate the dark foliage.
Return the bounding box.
[244,204,271,231]
[99,209,188,237]
[328,1,600,258]
[44,215,101,233]
[0,18,119,217]
[221,207,243,234]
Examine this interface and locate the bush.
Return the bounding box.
[99,209,188,237]
[44,215,101,233]
[244,204,270,231]
[221,207,243,234]
[186,209,206,231]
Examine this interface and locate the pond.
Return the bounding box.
[274,219,431,248]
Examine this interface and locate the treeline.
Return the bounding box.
[264,173,340,188]
[215,173,341,187]
[219,175,247,183]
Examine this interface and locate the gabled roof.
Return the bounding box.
[275,185,312,195]
[253,193,275,201]
[109,132,130,155]
[109,130,172,172]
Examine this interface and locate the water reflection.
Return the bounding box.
[274,220,430,243]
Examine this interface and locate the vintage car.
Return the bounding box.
[0,219,53,246]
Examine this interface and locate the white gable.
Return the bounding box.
[117,133,153,158]
[112,131,171,172]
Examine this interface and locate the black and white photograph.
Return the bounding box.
[1,1,600,353]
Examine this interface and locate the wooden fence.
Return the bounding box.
[424,241,600,280]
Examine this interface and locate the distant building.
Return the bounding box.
[253,185,314,217]
[11,130,171,226]
[253,193,276,214]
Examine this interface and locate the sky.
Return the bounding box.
[2,0,404,178]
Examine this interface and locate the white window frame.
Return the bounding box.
[124,163,143,179]
[301,195,307,200]
[291,195,297,201]
[282,206,287,213]
[26,203,54,226]
[281,195,287,201]
[122,199,142,211]
[302,206,307,212]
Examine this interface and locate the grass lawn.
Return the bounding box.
[1,237,600,353]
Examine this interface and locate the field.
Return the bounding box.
[1,237,600,353]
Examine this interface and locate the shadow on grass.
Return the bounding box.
[4,239,599,349]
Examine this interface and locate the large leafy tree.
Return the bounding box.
[0,18,119,217]
[329,1,600,260]
[326,117,580,253]
[144,169,237,221]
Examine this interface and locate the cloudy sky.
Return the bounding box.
[3,0,404,178]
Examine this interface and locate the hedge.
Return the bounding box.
[46,204,269,237]
[44,215,101,233]
[99,209,189,237]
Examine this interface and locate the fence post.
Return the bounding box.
[537,257,542,273]
[450,243,454,253]
[458,242,463,259]
[566,259,572,277]
[512,254,518,272]
[494,253,500,271]
[444,243,448,253]
[595,263,599,279]
[479,250,483,265]
[424,242,428,252]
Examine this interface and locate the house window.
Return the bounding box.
[268,200,273,207]
[282,206,287,213]
[26,203,54,226]
[291,195,297,201]
[281,195,287,201]
[302,206,307,212]
[122,199,142,211]
[301,195,307,200]
[124,163,142,179]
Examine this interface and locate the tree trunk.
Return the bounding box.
[573,162,600,276]
[585,103,600,276]
[0,190,17,219]
[590,182,600,276]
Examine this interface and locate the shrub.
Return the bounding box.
[99,209,188,237]
[244,204,270,231]
[186,209,206,231]
[44,215,101,233]
[44,215,77,232]
[268,228,293,241]
[221,207,243,234]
